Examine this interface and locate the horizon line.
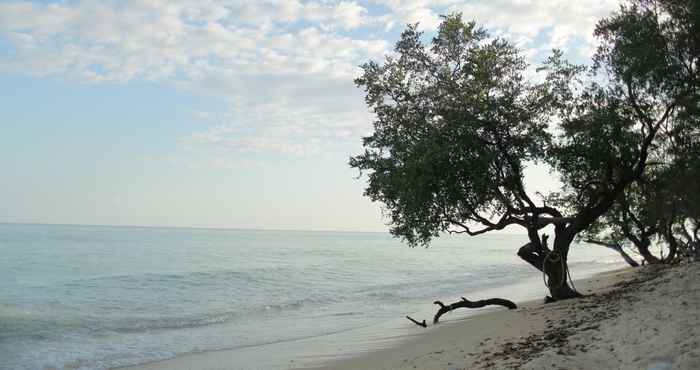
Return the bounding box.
[0,221,392,234]
[0,221,529,236]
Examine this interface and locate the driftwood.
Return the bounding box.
[405,315,427,327]
[433,297,517,324]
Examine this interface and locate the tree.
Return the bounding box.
[583,0,700,264]
[350,1,697,300]
[585,150,700,265]
[583,172,676,265]
[659,143,700,260]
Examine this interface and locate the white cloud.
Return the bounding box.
[304,1,368,31]
[370,0,618,59]
[334,1,368,30]
[186,73,372,156]
[371,0,463,30]
[0,1,386,81]
[0,0,620,157]
[448,0,619,55]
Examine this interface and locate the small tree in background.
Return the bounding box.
[584,0,700,264]
[661,144,700,260]
[351,1,698,300]
[582,172,676,265]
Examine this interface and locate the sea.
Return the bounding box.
[0,223,626,370]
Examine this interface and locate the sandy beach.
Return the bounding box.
[122,261,700,370]
[316,263,700,370]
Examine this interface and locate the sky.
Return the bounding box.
[0,0,620,232]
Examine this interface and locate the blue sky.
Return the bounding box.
[0,0,619,231]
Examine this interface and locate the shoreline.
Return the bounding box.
[307,267,636,370]
[119,265,632,370]
[312,262,700,370]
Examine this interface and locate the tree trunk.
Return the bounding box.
[664,224,678,263]
[690,241,700,261]
[636,239,663,264]
[517,232,581,301]
[544,251,581,300]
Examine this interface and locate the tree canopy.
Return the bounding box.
[351,16,552,247]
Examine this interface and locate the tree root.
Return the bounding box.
[433,297,517,324]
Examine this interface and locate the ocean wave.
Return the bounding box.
[107,311,244,333]
[58,268,278,289]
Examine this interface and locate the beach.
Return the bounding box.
[123,262,700,370]
[315,263,700,370]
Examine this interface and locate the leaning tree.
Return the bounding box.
[350,0,697,300]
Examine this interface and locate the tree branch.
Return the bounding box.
[585,239,640,267]
[448,214,520,236]
[406,316,427,328]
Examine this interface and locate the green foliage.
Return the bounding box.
[578,0,700,260]
[351,14,551,246]
[542,55,643,212]
[581,171,670,258]
[350,2,698,253]
[595,0,698,99]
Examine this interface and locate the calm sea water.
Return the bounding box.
[0,223,624,370]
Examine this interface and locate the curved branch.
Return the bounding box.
[448,215,520,236]
[433,297,517,324]
[585,239,640,267]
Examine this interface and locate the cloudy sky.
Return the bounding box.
[0,0,619,231]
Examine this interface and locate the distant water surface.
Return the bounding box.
[0,224,624,370]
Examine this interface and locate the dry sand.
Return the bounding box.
[122,262,700,370]
[315,262,700,370]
